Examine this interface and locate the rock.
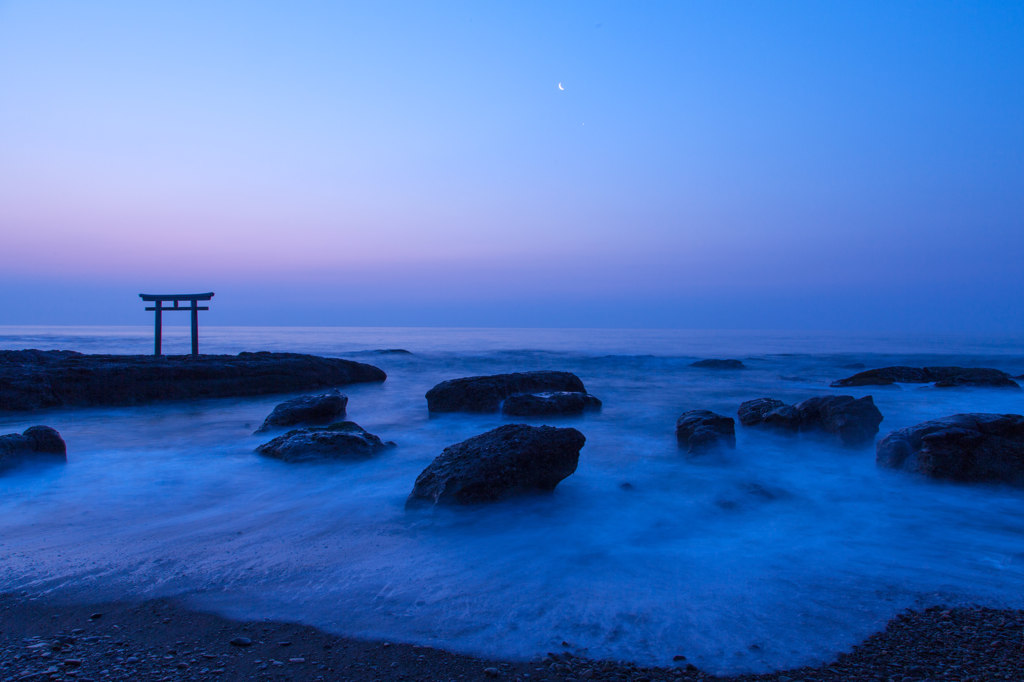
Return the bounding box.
[255,391,348,432]
[0,425,66,470]
[738,395,883,446]
[501,391,601,416]
[675,410,735,454]
[425,371,586,413]
[690,359,745,369]
[229,637,252,647]
[256,421,394,462]
[876,413,1024,485]
[831,366,1019,389]
[737,398,787,426]
[407,424,585,506]
[0,350,386,411]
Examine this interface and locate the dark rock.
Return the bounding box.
[737,398,787,426]
[373,349,412,354]
[425,371,585,413]
[229,637,252,647]
[256,391,348,432]
[0,350,386,411]
[256,421,394,463]
[738,395,883,446]
[501,391,601,416]
[675,410,735,454]
[407,424,585,506]
[831,366,1019,389]
[876,413,1024,485]
[690,359,745,369]
[0,425,66,469]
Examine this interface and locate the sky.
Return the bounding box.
[1,1,1022,331]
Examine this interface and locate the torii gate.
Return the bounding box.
[139,292,214,356]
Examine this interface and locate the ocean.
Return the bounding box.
[1,325,1022,675]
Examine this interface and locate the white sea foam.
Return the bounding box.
[0,326,1022,674]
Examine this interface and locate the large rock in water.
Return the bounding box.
[425,371,585,413]
[738,395,883,446]
[501,391,601,416]
[876,413,1024,485]
[0,350,386,411]
[256,421,394,463]
[831,366,1019,388]
[256,390,348,432]
[675,410,735,454]
[407,424,585,506]
[0,426,66,470]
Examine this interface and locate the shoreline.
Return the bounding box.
[2,594,1021,681]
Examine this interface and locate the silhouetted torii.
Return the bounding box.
[139,292,214,356]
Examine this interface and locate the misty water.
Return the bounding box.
[1,326,1023,675]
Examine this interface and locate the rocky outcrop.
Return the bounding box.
[256,391,348,432]
[501,391,602,417]
[255,421,394,463]
[691,359,745,369]
[738,395,883,446]
[876,413,1024,485]
[0,426,66,469]
[406,424,585,506]
[425,371,586,413]
[0,350,386,411]
[737,398,787,426]
[675,410,735,454]
[831,366,1019,389]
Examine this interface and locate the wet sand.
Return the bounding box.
[2,594,1022,681]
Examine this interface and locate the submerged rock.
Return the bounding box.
[0,425,66,470]
[0,350,387,411]
[256,421,394,463]
[256,391,348,432]
[407,424,585,506]
[690,359,745,369]
[501,391,602,417]
[425,371,586,413]
[675,410,736,454]
[738,395,883,446]
[831,366,1019,389]
[876,413,1024,485]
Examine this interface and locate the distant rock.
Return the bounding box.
[501,391,602,417]
[406,424,585,506]
[256,421,394,463]
[0,350,386,411]
[0,425,66,470]
[738,395,883,446]
[876,413,1024,485]
[373,349,412,355]
[675,410,736,454]
[691,359,745,369]
[425,371,586,413]
[831,366,1019,389]
[256,391,348,432]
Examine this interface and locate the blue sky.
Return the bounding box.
[1,1,1022,330]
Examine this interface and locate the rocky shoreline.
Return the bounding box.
[1,595,1022,682]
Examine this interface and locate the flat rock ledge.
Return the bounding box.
[876,413,1024,485]
[256,421,394,463]
[738,395,883,447]
[501,391,602,416]
[690,358,745,369]
[255,390,348,432]
[832,365,1019,388]
[675,410,736,454]
[0,425,66,471]
[0,350,386,411]
[425,371,586,413]
[407,424,585,506]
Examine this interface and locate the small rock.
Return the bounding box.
[484,667,500,677]
[229,637,253,647]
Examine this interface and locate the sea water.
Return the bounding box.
[0,326,1022,675]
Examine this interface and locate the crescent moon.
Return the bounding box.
[558,82,564,91]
